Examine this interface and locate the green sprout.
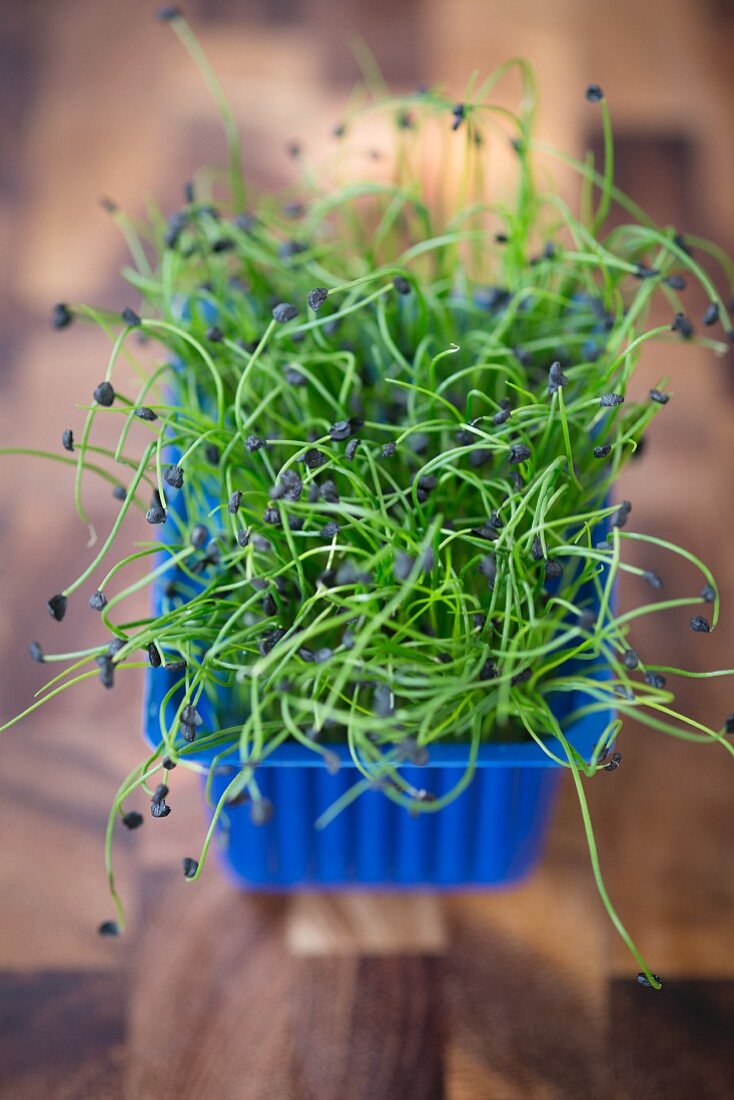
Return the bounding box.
[3,10,734,991]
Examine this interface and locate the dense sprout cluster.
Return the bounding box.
[4,12,733,982]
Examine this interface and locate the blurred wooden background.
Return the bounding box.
[1,1,733,1097]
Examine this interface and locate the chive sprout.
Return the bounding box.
[3,15,733,992]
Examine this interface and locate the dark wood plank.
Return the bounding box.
[610,979,734,1100]
[444,909,607,1100]
[125,873,299,1099]
[0,970,125,1100]
[291,955,444,1100]
[125,871,444,1099]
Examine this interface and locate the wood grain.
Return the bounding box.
[285,892,448,956]
[0,970,125,1100]
[1,2,734,1098]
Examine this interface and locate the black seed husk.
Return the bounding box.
[96,654,114,689]
[508,443,531,465]
[122,307,142,327]
[511,668,532,686]
[190,524,208,549]
[146,497,167,525]
[52,302,73,329]
[604,751,622,772]
[89,589,107,611]
[93,381,115,407]
[307,287,328,311]
[634,264,659,280]
[258,628,285,656]
[272,302,298,323]
[671,311,693,338]
[164,464,184,489]
[329,419,352,441]
[612,500,632,528]
[47,594,67,621]
[636,973,663,989]
[303,447,326,469]
[180,722,196,743]
[548,360,568,394]
[703,302,719,326]
[181,704,202,730]
[320,479,340,503]
[283,364,306,386]
[271,468,303,503]
[472,521,498,542]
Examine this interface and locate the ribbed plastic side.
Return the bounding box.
[200,755,563,890]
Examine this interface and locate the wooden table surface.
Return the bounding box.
[0,3,733,1097]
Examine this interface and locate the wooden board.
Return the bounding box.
[1,2,734,1096]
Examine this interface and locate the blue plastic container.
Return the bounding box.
[143,358,612,888]
[143,578,612,892]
